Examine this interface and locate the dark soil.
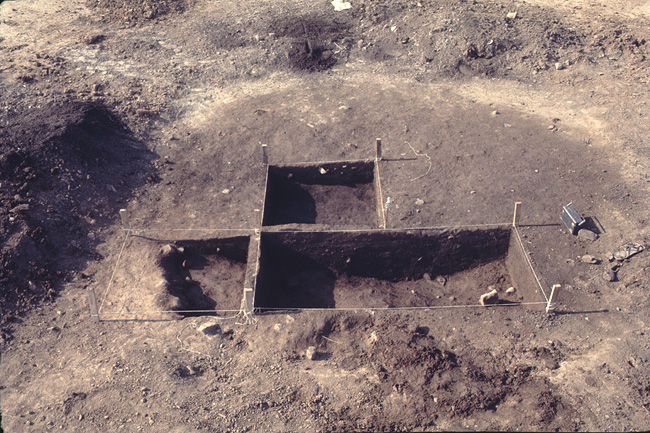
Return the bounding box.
[86,0,193,24]
[0,101,153,335]
[158,237,249,313]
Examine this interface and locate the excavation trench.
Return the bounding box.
[157,236,249,315]
[253,227,537,310]
[262,160,377,228]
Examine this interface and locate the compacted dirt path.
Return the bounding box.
[1,0,650,431]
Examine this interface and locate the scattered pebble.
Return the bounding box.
[577,229,598,241]
[319,168,327,174]
[581,254,598,264]
[555,62,565,70]
[603,269,616,282]
[506,287,516,294]
[479,288,499,306]
[415,198,425,206]
[306,346,317,360]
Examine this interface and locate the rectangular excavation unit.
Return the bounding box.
[101,157,548,319]
[262,160,378,228]
[253,227,539,310]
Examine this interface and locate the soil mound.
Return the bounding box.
[0,101,154,336]
[283,313,570,431]
[86,0,193,25]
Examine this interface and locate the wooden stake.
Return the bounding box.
[244,287,254,315]
[262,144,269,165]
[512,201,522,227]
[376,138,382,161]
[119,209,129,228]
[88,288,100,322]
[254,208,261,227]
[546,284,560,314]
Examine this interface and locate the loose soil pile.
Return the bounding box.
[0,102,153,334]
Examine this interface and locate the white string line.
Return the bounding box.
[98,229,131,314]
[256,301,548,312]
[375,159,387,228]
[404,141,432,181]
[99,302,548,316]
[263,223,511,234]
[100,309,243,314]
[127,228,256,233]
[513,226,549,302]
[125,224,512,235]
[271,158,375,167]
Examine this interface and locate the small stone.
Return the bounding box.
[506,11,517,19]
[603,269,616,282]
[306,346,317,360]
[449,296,456,302]
[415,198,425,206]
[491,110,500,116]
[88,232,96,241]
[577,229,598,241]
[506,287,516,294]
[83,34,102,45]
[555,62,565,70]
[273,323,283,332]
[10,203,29,213]
[221,189,231,194]
[436,276,447,286]
[319,168,327,175]
[581,255,598,264]
[479,289,499,306]
[606,252,614,262]
[197,322,221,336]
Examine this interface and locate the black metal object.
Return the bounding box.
[562,202,585,235]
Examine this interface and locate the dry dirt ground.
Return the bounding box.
[2,0,650,431]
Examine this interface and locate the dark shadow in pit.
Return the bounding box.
[262,161,376,227]
[255,236,336,309]
[158,237,249,316]
[263,174,317,225]
[255,228,511,309]
[583,216,604,235]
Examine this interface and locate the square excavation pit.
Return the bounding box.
[98,234,251,319]
[262,161,378,228]
[156,236,250,315]
[253,227,543,310]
